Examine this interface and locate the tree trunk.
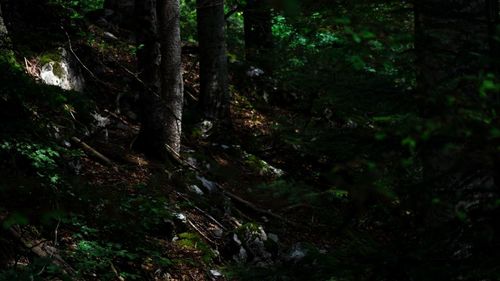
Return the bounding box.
[134,0,162,157]
[197,0,230,120]
[243,0,273,70]
[157,0,184,155]
[0,3,8,48]
[134,0,183,158]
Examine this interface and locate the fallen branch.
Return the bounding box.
[0,213,78,279]
[70,137,119,171]
[186,218,217,246]
[217,185,300,227]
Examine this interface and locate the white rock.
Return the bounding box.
[209,269,223,278]
[92,112,111,128]
[196,176,217,193]
[39,48,84,92]
[246,66,265,77]
[188,185,204,195]
[174,213,186,223]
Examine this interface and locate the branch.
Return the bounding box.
[71,137,119,171]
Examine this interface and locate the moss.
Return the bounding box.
[52,62,64,78]
[0,50,22,70]
[38,51,62,66]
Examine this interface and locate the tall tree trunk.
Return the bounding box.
[157,0,183,155]
[134,0,162,157]
[0,3,8,49]
[197,0,230,120]
[134,0,183,158]
[243,0,273,71]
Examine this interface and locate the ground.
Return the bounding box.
[0,6,352,281]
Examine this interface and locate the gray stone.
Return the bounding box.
[196,176,217,193]
[268,233,279,243]
[287,243,307,261]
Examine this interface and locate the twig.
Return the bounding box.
[193,206,226,231]
[187,218,217,246]
[110,262,125,281]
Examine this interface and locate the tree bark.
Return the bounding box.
[243,0,273,71]
[134,0,183,158]
[0,1,10,49]
[157,0,184,155]
[197,0,230,120]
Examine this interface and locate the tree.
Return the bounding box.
[134,0,184,158]
[197,0,230,120]
[157,0,184,155]
[243,0,273,70]
[0,2,8,48]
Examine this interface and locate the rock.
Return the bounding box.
[188,184,204,195]
[238,225,272,263]
[196,176,217,193]
[103,31,118,41]
[92,112,111,128]
[268,233,279,243]
[287,243,307,262]
[39,48,84,92]
[174,213,187,223]
[209,269,223,279]
[196,120,213,138]
[246,66,265,77]
[235,246,248,263]
[186,157,198,168]
[211,227,223,238]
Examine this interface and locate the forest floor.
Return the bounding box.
[0,9,344,281]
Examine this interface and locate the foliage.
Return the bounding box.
[0,140,61,184]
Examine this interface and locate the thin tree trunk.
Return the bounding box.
[157,0,183,155]
[197,0,230,120]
